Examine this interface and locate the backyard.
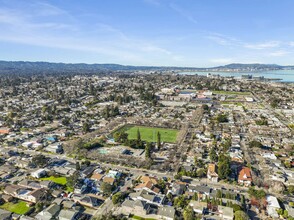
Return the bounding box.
[0,201,31,215]
[40,176,67,185]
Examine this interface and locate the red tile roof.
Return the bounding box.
[238,167,252,181]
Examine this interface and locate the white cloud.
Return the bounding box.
[169,3,197,24]
[244,41,280,50]
[206,33,240,46]
[268,50,290,57]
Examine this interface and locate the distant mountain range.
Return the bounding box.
[0,61,293,74]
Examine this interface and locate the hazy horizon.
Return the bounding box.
[1,0,294,67]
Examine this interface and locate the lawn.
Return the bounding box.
[0,201,31,215]
[122,126,178,143]
[213,90,251,95]
[131,215,156,220]
[40,176,67,185]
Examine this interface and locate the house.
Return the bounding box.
[31,169,47,179]
[189,200,207,214]
[103,176,115,185]
[129,189,165,206]
[238,167,252,186]
[107,170,122,179]
[15,160,31,169]
[218,205,234,220]
[207,163,218,182]
[0,209,11,220]
[134,176,160,194]
[90,173,104,182]
[72,194,104,208]
[188,185,211,200]
[19,216,35,220]
[170,181,186,196]
[35,204,61,220]
[121,199,148,216]
[45,144,63,154]
[157,205,175,220]
[285,204,294,218]
[0,127,11,135]
[58,209,80,220]
[18,179,53,190]
[80,166,95,178]
[140,175,158,185]
[266,195,280,218]
[4,185,46,203]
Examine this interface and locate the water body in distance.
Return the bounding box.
[179,70,294,82]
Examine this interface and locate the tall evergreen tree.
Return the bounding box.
[145,142,151,158]
[137,128,141,141]
[209,147,218,162]
[157,131,161,150]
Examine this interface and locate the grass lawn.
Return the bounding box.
[131,215,156,220]
[0,201,31,215]
[123,126,178,143]
[213,90,251,95]
[40,176,67,185]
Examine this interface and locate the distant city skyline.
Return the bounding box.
[1,0,294,67]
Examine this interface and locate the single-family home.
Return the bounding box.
[238,167,252,186]
[35,204,61,220]
[266,195,280,219]
[207,163,218,182]
[218,205,234,220]
[58,209,80,220]
[189,200,207,214]
[31,169,47,179]
[157,206,175,220]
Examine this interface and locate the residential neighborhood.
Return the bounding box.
[0,71,293,220]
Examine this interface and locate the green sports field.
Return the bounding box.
[213,90,251,95]
[123,126,178,143]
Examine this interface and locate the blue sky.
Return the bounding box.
[1,0,294,67]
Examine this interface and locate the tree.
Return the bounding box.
[287,185,294,194]
[249,140,263,148]
[202,104,209,111]
[217,154,231,179]
[101,182,113,196]
[217,114,228,123]
[66,171,79,192]
[157,131,161,150]
[103,105,110,119]
[216,190,222,198]
[76,162,81,171]
[209,147,218,162]
[183,205,195,220]
[35,202,44,212]
[145,142,152,158]
[173,195,188,209]
[240,194,246,208]
[232,204,242,212]
[112,192,124,205]
[136,128,142,148]
[32,155,47,167]
[192,192,198,201]
[82,121,91,133]
[248,187,266,199]
[157,178,166,193]
[62,117,70,126]
[234,210,249,220]
[196,168,206,178]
